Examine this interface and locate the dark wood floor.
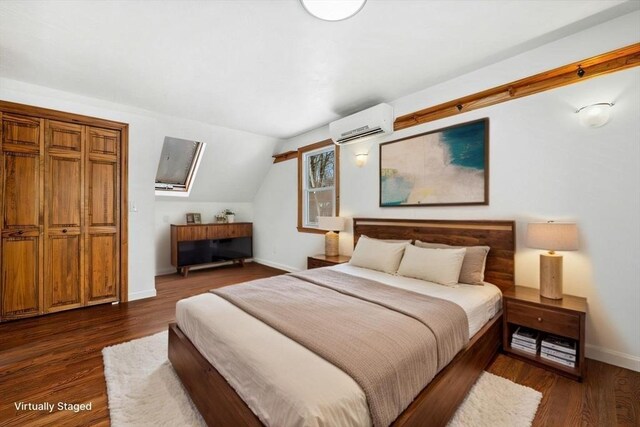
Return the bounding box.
[1,264,638,427]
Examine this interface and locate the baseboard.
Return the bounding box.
[586,344,640,372]
[252,258,299,273]
[128,289,157,302]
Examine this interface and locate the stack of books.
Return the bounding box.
[510,326,540,355]
[541,334,577,368]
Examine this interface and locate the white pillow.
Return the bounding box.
[397,245,466,286]
[349,236,409,274]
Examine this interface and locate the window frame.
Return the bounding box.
[155,139,206,197]
[297,139,340,233]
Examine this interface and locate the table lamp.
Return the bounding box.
[526,221,579,299]
[317,216,345,257]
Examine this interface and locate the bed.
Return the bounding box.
[168,218,516,427]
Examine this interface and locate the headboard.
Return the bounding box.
[353,218,516,291]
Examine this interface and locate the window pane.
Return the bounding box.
[156,137,200,185]
[306,189,334,226]
[307,150,334,189]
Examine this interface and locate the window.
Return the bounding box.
[155,136,206,197]
[297,140,339,232]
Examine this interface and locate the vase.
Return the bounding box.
[226,214,235,223]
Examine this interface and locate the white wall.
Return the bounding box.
[0,78,280,297]
[253,11,640,371]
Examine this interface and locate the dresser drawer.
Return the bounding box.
[506,300,580,339]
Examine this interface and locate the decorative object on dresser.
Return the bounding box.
[222,209,235,223]
[526,221,579,299]
[170,223,252,277]
[317,216,345,256]
[379,118,488,207]
[186,213,202,224]
[307,254,351,269]
[0,100,128,321]
[503,286,586,381]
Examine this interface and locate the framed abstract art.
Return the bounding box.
[380,118,489,207]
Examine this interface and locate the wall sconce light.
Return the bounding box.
[355,153,368,167]
[576,102,613,128]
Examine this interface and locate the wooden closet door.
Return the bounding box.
[0,113,44,320]
[44,120,84,312]
[85,127,120,304]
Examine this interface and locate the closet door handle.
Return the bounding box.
[62,229,68,234]
[17,230,24,235]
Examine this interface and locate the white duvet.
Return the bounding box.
[175,264,502,427]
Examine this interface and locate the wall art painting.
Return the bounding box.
[380,118,489,206]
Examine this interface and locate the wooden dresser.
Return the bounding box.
[171,223,253,277]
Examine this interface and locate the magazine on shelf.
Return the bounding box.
[513,326,539,344]
[541,347,576,362]
[541,334,577,355]
[512,337,537,350]
[540,352,576,368]
[511,341,538,354]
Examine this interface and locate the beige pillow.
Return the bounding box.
[397,245,466,286]
[414,240,490,285]
[349,236,409,274]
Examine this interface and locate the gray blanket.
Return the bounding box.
[211,269,469,427]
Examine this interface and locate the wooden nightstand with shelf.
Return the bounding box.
[307,254,351,269]
[503,286,587,381]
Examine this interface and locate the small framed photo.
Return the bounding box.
[186,213,195,224]
[193,213,202,224]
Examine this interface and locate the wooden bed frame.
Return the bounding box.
[168,218,516,427]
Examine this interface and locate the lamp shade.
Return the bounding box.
[318,216,345,232]
[527,222,578,251]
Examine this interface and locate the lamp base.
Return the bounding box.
[540,253,563,299]
[325,231,339,257]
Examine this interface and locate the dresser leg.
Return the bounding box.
[181,267,190,278]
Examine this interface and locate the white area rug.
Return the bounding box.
[102,331,542,427]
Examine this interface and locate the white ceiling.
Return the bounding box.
[0,0,636,139]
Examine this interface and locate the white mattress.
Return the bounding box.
[175,264,502,427]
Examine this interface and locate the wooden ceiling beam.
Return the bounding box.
[394,43,640,131]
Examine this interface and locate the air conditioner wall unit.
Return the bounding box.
[329,103,394,145]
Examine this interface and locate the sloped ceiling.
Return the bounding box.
[0,0,636,140]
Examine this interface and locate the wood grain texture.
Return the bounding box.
[272,150,297,163]
[307,254,352,269]
[0,102,128,320]
[503,286,587,380]
[353,218,516,290]
[170,223,253,276]
[0,263,284,427]
[0,265,637,426]
[394,43,640,131]
[1,114,44,320]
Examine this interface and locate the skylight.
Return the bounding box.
[155,136,206,197]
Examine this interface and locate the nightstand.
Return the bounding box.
[503,286,587,381]
[307,254,351,269]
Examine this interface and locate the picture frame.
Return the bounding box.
[379,118,489,207]
[185,213,202,224]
